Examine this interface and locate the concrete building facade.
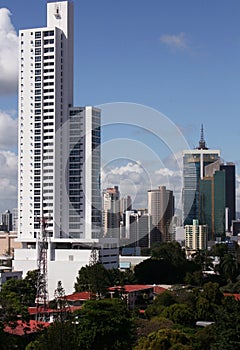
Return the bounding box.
[14,1,118,298]
[148,186,174,242]
[185,219,208,251]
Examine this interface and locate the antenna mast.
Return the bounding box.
[35,215,49,321]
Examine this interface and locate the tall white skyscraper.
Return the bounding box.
[14,1,118,298]
[18,1,74,242]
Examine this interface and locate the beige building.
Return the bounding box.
[0,232,22,256]
[148,186,174,242]
[185,219,208,251]
[102,186,120,239]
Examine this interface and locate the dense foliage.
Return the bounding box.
[2,242,240,348]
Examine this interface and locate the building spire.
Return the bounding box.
[198,124,208,150]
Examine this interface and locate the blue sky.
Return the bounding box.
[0,0,240,213]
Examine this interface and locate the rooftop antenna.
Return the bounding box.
[197,124,208,150]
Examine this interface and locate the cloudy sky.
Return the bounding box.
[0,0,240,214]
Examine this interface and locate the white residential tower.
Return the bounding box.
[14,1,118,298]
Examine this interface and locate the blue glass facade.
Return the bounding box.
[183,150,220,226]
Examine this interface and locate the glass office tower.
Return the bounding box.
[182,127,220,225]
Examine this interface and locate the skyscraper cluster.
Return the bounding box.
[10,1,237,297]
[183,126,236,250]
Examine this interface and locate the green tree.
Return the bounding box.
[151,241,186,268]
[161,303,196,327]
[134,317,174,340]
[134,328,193,350]
[219,254,238,283]
[210,296,240,349]
[145,291,176,318]
[195,282,223,321]
[185,270,203,287]
[25,321,75,350]
[74,262,110,297]
[0,270,38,323]
[210,243,228,258]
[75,298,135,350]
[107,268,136,286]
[134,258,184,284]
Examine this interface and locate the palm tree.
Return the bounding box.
[220,254,238,283]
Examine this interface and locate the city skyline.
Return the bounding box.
[0,0,240,214]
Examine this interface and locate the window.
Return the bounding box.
[35,48,41,55]
[44,55,54,60]
[44,89,54,93]
[35,69,41,75]
[43,82,54,87]
[35,32,41,38]
[44,39,54,45]
[44,61,54,66]
[44,47,54,53]
[44,30,54,37]
[35,56,41,62]
[35,63,41,68]
[35,83,41,88]
[35,40,41,47]
[44,69,54,73]
[35,76,41,82]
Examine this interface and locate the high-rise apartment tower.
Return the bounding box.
[148,186,174,242]
[14,1,118,298]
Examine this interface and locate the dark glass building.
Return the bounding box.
[199,161,236,240]
[182,126,220,225]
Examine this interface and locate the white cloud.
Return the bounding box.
[107,161,143,176]
[102,161,150,208]
[155,168,175,177]
[159,32,189,50]
[0,150,17,212]
[0,150,17,177]
[0,110,17,149]
[102,160,183,210]
[0,8,18,94]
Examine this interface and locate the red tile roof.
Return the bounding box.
[4,320,49,336]
[28,307,59,315]
[224,293,240,300]
[28,305,81,315]
[153,286,168,294]
[65,291,94,301]
[109,284,153,293]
